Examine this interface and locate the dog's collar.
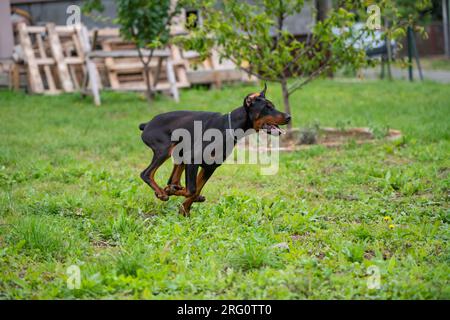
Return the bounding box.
[227,112,238,143]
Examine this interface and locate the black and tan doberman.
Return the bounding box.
[139,85,291,216]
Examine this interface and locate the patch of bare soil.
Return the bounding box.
[92,239,115,248]
[290,232,310,241]
[282,127,401,150]
[239,127,402,152]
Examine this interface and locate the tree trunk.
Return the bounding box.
[316,0,334,78]
[316,0,332,22]
[136,45,154,104]
[280,78,292,131]
[143,62,153,103]
[385,19,393,81]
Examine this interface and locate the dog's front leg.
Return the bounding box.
[180,166,216,216]
[185,164,199,195]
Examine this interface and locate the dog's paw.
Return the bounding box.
[155,192,169,201]
[163,185,172,195]
[194,195,206,202]
[164,184,184,195]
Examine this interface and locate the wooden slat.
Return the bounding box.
[119,74,145,82]
[77,24,101,106]
[46,23,74,92]
[65,57,84,65]
[55,25,78,34]
[101,42,120,89]
[93,28,120,38]
[68,32,84,89]
[183,50,201,59]
[166,59,179,102]
[109,82,174,91]
[80,28,103,92]
[36,32,57,93]
[153,57,163,87]
[65,45,80,90]
[169,45,190,88]
[17,22,44,93]
[9,63,21,91]
[95,31,184,100]
[88,49,170,58]
[34,57,83,65]
[71,33,84,58]
[210,49,222,88]
[25,25,78,35]
[109,61,160,71]
[186,69,242,84]
[24,26,46,33]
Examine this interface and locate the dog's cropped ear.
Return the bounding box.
[260,83,267,98]
[244,93,260,107]
[244,84,267,106]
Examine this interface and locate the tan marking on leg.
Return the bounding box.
[180,168,209,216]
[149,163,169,201]
[171,164,185,186]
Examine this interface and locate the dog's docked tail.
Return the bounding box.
[139,123,147,131]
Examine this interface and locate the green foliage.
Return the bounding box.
[115,0,176,49]
[115,247,148,277]
[84,0,178,49]
[83,0,180,101]
[5,215,87,260]
[179,0,433,116]
[385,0,434,26]
[179,1,425,84]
[81,0,105,14]
[0,80,449,298]
[228,241,282,271]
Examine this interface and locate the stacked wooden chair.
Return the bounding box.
[15,22,101,104]
[93,28,189,101]
[14,22,255,106]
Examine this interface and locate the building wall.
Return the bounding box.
[416,23,446,56]
[9,1,446,57]
[12,0,117,29]
[398,22,446,57]
[0,0,14,59]
[11,0,314,34]
[284,3,314,35]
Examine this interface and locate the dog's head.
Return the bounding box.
[243,84,291,135]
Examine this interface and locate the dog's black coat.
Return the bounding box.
[139,86,290,215]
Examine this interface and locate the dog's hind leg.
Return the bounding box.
[141,150,170,201]
[164,164,185,195]
[167,164,206,203]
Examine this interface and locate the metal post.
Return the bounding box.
[407,26,414,82]
[411,29,424,81]
[385,19,393,80]
[443,0,450,57]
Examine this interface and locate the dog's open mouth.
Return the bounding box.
[262,123,286,135]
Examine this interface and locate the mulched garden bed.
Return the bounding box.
[238,127,402,152]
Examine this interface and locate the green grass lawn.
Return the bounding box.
[0,80,449,299]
